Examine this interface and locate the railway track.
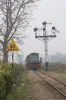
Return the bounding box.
[34,70,66,98]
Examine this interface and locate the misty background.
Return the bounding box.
[4,0,66,64]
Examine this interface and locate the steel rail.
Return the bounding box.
[39,70,66,85]
[34,71,66,98]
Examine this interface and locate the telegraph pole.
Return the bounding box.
[34,21,59,71]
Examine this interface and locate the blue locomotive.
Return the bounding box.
[25,52,41,70]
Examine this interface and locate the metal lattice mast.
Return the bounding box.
[34,21,59,71]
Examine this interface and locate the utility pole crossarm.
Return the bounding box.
[35,35,56,38]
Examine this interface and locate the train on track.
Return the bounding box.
[25,52,41,70]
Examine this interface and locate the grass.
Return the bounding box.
[48,71,66,82]
[40,70,66,82]
[6,70,30,100]
[41,63,66,82]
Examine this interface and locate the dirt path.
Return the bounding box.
[26,70,65,100]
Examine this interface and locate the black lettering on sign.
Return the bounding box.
[10,44,15,48]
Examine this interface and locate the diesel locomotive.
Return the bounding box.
[25,52,41,70]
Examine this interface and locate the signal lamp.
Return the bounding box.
[34,27,38,32]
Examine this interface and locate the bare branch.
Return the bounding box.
[0,39,3,45]
[0,0,40,61]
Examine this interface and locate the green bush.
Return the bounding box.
[0,63,12,99]
[4,74,12,95]
[0,62,24,100]
[0,74,6,100]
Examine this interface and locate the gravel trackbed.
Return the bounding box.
[26,70,65,100]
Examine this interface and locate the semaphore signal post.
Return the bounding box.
[34,21,59,71]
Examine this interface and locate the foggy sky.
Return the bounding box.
[20,0,66,59]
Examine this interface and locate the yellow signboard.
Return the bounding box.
[6,39,19,51]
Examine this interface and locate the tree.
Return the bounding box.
[0,0,40,62]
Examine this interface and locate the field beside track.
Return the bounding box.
[7,69,30,100]
[48,71,66,82]
[6,64,66,100]
[0,62,27,100]
[41,63,66,82]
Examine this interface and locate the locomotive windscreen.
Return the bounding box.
[29,53,39,62]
